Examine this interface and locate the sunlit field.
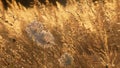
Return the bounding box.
[0,0,120,68]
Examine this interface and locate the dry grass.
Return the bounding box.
[0,0,120,68]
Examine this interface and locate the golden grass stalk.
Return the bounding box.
[0,0,119,68]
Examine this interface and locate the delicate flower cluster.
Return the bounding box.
[58,53,73,66]
[25,21,55,48]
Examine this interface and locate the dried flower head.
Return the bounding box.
[25,21,55,48]
[58,53,74,67]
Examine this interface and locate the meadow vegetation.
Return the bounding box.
[0,0,120,68]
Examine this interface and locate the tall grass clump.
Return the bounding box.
[0,0,119,68]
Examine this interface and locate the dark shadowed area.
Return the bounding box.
[1,0,67,9]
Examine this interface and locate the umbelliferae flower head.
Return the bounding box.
[25,20,55,48]
[58,53,74,67]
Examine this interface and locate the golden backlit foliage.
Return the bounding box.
[0,0,120,68]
